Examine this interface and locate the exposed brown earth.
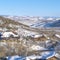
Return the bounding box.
[0,16,60,60]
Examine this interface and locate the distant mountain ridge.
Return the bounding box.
[1,15,60,28]
[44,20,60,27]
[0,16,30,31]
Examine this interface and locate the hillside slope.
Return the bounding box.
[0,16,29,31]
[44,20,60,27]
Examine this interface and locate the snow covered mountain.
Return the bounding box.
[3,15,60,28]
[44,20,60,27]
